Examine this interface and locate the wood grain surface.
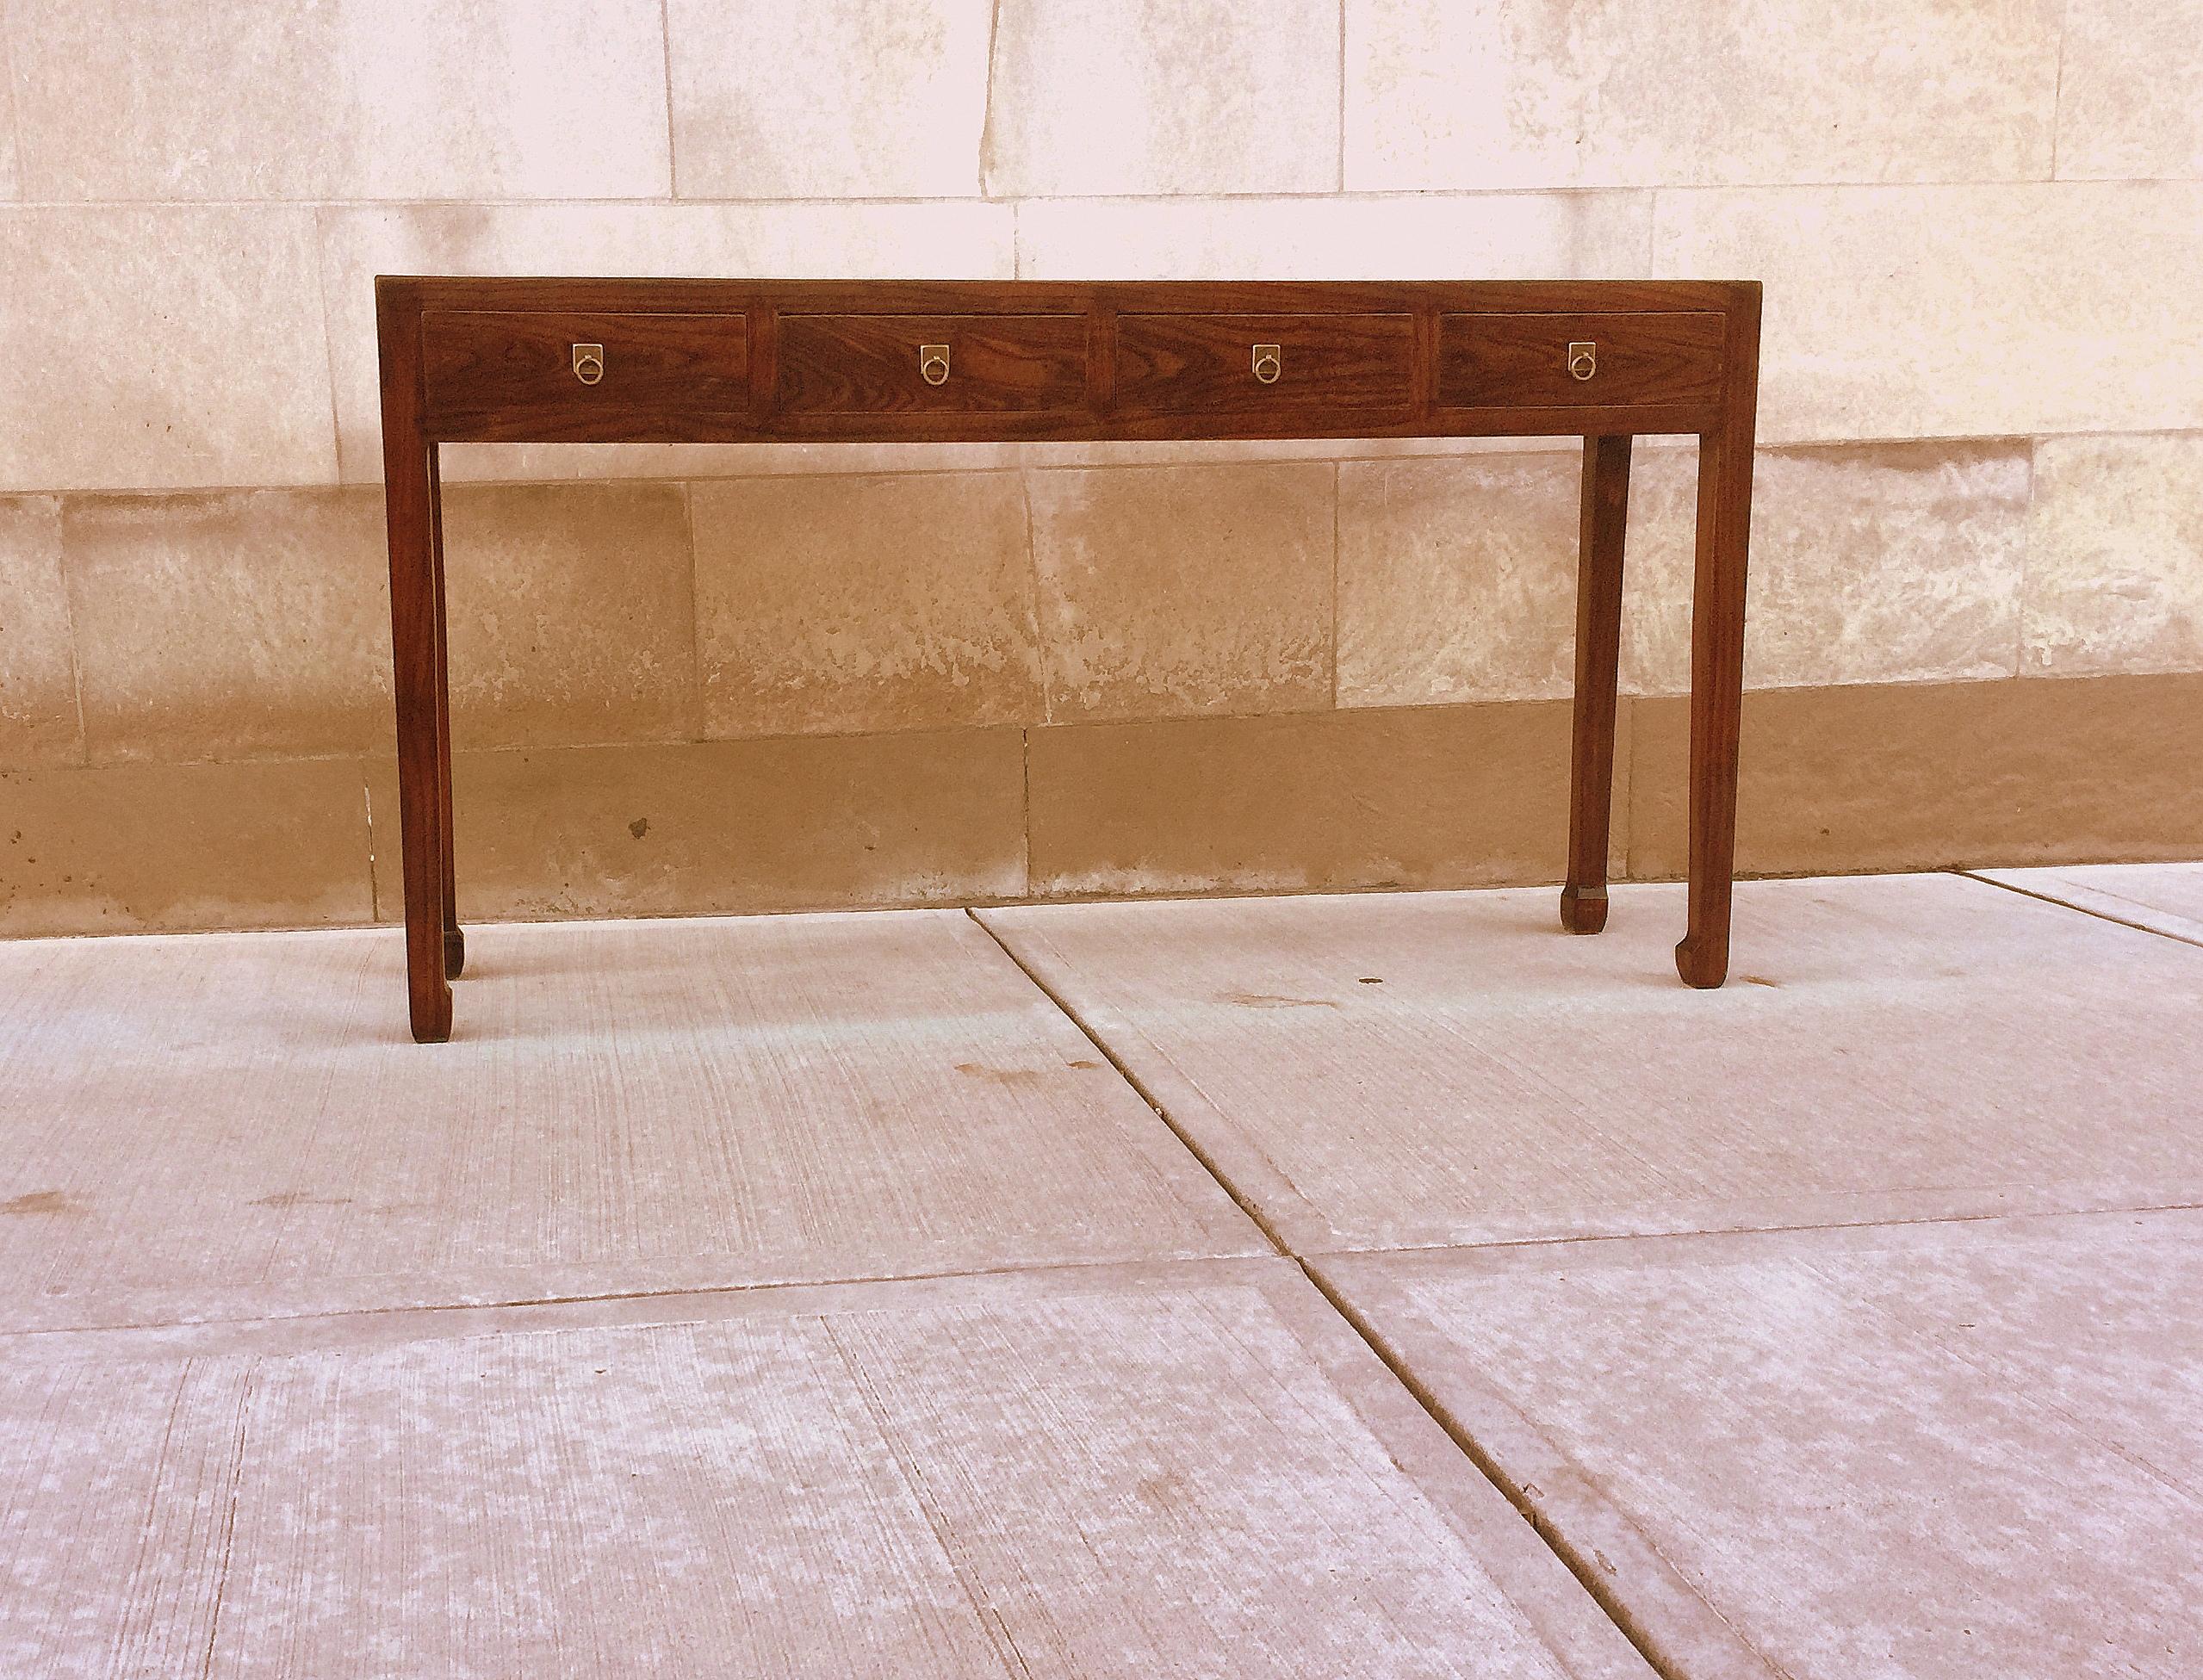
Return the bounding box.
[1437,310,1727,410]
[1561,434,1634,934]
[380,276,1753,445]
[420,309,750,442]
[776,313,1089,415]
[1114,312,1415,424]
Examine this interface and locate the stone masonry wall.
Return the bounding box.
[1,2,2199,933]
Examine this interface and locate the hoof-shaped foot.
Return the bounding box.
[1674,937,1728,989]
[444,926,466,978]
[1559,884,1609,935]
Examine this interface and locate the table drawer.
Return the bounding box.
[777,314,1087,414]
[1437,311,1725,409]
[1115,313,1413,422]
[420,310,749,440]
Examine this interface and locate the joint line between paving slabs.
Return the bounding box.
[965,910,1289,1259]
[1300,1267,1779,1680]
[1953,868,2203,952]
[963,908,1735,1680]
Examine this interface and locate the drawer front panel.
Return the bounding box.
[421,310,749,439]
[777,314,1088,414]
[1115,313,1413,422]
[1437,311,1725,410]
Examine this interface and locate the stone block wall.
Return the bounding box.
[2,1,2198,933]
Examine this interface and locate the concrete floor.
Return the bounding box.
[3,868,2198,1677]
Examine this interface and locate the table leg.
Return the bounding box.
[379,292,452,1043]
[1561,434,1632,935]
[427,447,462,981]
[1675,425,1756,989]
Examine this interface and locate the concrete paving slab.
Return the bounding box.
[0,1260,1655,1679]
[979,874,2203,1251]
[1971,860,2203,947]
[0,912,1261,1333]
[1318,1208,2203,1680]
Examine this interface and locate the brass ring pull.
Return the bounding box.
[1251,344,1282,385]
[572,343,605,386]
[1567,341,1597,381]
[919,344,951,386]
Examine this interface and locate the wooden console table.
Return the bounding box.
[378,277,1760,1042]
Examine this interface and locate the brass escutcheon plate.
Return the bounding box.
[1251,343,1282,385]
[918,343,951,386]
[1567,341,1597,381]
[572,343,605,385]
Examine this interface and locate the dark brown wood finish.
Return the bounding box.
[777,313,1087,416]
[426,443,461,981]
[421,310,749,442]
[1114,313,1414,423]
[1561,434,1632,937]
[395,280,1741,444]
[1437,311,1726,410]
[1676,285,1762,988]
[375,276,1760,1039]
[375,282,452,1041]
